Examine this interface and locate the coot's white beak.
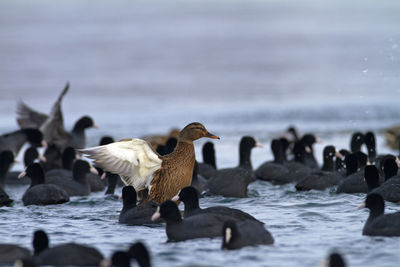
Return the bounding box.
[90,166,99,175]
[358,202,366,210]
[39,155,47,162]
[41,140,48,148]
[18,171,27,179]
[255,142,264,148]
[171,195,179,202]
[93,123,99,129]
[151,207,161,221]
[335,151,343,159]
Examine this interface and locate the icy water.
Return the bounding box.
[1,0,400,266]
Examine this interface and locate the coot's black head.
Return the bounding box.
[73,116,97,132]
[354,151,368,169]
[339,149,350,158]
[328,252,346,267]
[100,136,114,146]
[383,158,398,181]
[202,142,216,167]
[72,160,96,182]
[177,186,199,205]
[222,220,239,250]
[129,242,151,267]
[32,230,49,255]
[122,186,137,207]
[293,141,306,162]
[301,134,318,147]
[240,136,257,150]
[23,147,39,167]
[271,139,285,163]
[345,153,358,176]
[364,193,385,217]
[73,159,91,174]
[323,146,336,160]
[203,142,215,155]
[157,200,181,222]
[279,137,290,153]
[286,126,299,141]
[62,147,76,170]
[23,128,44,147]
[364,165,380,192]
[271,139,281,154]
[0,150,15,169]
[24,163,45,186]
[350,132,364,152]
[364,132,376,149]
[111,251,130,267]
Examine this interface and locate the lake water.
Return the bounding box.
[1,0,400,266]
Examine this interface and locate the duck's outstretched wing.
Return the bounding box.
[79,139,162,191]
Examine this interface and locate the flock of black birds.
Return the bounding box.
[1,86,400,267]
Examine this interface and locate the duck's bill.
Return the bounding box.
[151,207,161,221]
[171,195,179,202]
[18,171,27,179]
[206,132,220,139]
[357,202,365,210]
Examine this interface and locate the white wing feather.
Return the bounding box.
[79,139,162,191]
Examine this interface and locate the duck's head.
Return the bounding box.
[179,122,219,142]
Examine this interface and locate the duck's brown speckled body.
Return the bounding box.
[80,122,219,204]
[150,141,195,203]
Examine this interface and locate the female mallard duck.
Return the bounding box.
[79,122,219,203]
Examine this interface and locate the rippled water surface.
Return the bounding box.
[1,0,400,266]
